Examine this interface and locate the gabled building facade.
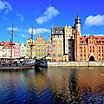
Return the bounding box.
[35,35,46,59]
[0,42,20,59]
[20,43,26,58]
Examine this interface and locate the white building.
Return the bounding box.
[20,43,26,58]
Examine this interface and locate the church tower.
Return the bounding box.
[75,16,81,34]
[74,16,81,61]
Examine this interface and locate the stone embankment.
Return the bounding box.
[48,61,104,67]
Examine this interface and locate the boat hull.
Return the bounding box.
[0,65,34,71]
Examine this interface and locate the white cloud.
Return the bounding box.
[21,34,26,38]
[85,14,104,26]
[17,13,24,22]
[7,27,18,31]
[0,0,12,13]
[29,28,51,34]
[36,6,60,24]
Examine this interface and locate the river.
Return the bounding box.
[0,67,104,104]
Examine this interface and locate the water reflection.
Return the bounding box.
[0,67,104,104]
[51,68,82,104]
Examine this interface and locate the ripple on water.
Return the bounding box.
[0,67,104,104]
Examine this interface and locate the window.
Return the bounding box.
[53,54,55,57]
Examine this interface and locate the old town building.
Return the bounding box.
[51,16,104,62]
[64,26,75,61]
[0,42,20,59]
[74,16,104,61]
[20,43,26,58]
[51,27,64,61]
[13,42,20,58]
[46,37,52,61]
[14,16,104,62]
[80,35,104,61]
[51,25,75,61]
[25,39,35,58]
[35,35,46,59]
[25,35,46,59]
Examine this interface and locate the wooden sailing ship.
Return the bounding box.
[0,26,34,71]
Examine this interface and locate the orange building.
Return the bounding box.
[74,16,104,61]
[80,35,104,61]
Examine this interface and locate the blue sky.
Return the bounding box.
[0,0,104,43]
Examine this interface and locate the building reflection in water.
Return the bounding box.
[21,70,57,104]
[0,67,104,104]
[47,67,104,104]
[51,68,83,104]
[68,68,82,104]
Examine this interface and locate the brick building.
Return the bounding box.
[74,16,104,61]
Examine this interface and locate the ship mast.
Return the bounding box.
[9,25,15,66]
[30,26,34,59]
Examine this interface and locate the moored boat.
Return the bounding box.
[0,62,34,71]
[35,58,48,69]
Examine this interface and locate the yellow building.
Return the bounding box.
[25,38,35,58]
[34,35,46,59]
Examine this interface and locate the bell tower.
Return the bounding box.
[74,16,81,61]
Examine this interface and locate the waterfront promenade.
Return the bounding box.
[48,61,104,67]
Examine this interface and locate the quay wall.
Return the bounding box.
[48,61,104,67]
